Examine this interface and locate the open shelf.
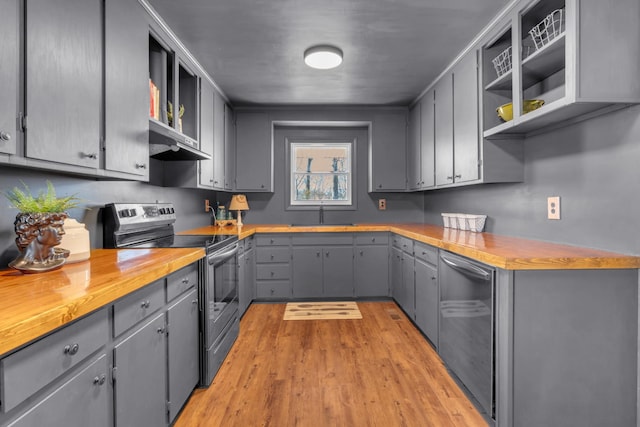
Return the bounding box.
[485,69,513,91]
[522,32,565,89]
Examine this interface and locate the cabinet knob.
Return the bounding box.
[63,343,80,355]
[209,179,214,183]
[270,288,275,295]
[135,163,147,169]
[360,250,364,256]
[181,278,190,284]
[214,180,219,184]
[157,326,166,334]
[378,184,382,189]
[0,131,11,141]
[140,300,151,309]
[191,299,198,305]
[81,152,98,159]
[270,271,275,277]
[317,251,321,257]
[261,184,265,189]
[325,252,329,258]
[270,254,274,260]
[93,374,106,386]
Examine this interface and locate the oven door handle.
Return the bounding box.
[440,254,492,281]
[208,243,239,264]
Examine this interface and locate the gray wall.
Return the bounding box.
[231,107,424,225]
[0,167,218,268]
[423,104,640,255]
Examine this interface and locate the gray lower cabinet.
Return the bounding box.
[6,354,110,427]
[167,288,199,423]
[354,233,390,297]
[391,246,403,305]
[114,312,167,427]
[292,234,354,298]
[0,0,18,156]
[104,0,149,178]
[238,237,255,316]
[255,234,292,299]
[414,258,438,347]
[25,0,101,169]
[391,235,415,317]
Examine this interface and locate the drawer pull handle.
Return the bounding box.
[93,374,106,386]
[270,271,275,277]
[141,300,151,309]
[181,278,190,284]
[63,343,80,355]
[191,299,198,305]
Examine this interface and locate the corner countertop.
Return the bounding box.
[0,247,204,357]
[179,223,640,271]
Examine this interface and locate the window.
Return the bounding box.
[290,142,352,206]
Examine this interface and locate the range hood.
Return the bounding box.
[148,119,211,161]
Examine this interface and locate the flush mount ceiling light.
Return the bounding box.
[303,45,343,70]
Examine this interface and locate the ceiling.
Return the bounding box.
[146,0,511,106]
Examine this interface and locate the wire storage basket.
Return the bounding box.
[529,9,565,50]
[491,46,512,78]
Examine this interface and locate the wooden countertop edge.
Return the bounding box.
[0,248,204,357]
[180,223,640,270]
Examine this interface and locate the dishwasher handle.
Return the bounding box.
[440,254,492,281]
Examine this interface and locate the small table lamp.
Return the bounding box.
[229,194,250,226]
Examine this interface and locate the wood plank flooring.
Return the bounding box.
[175,302,488,427]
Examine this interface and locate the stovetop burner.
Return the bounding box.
[103,202,237,252]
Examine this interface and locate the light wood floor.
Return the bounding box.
[175,302,488,427]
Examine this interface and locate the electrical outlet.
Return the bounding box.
[547,196,560,220]
[378,199,386,210]
[205,199,210,212]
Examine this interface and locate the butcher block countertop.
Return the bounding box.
[0,248,204,357]
[181,223,640,271]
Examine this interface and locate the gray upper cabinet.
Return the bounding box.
[0,0,18,156]
[407,103,421,190]
[482,0,640,137]
[434,74,454,186]
[104,0,149,178]
[212,90,225,190]
[452,51,480,184]
[199,80,215,188]
[407,92,436,191]
[369,112,407,191]
[25,0,101,168]
[224,103,235,190]
[235,111,272,191]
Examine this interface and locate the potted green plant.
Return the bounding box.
[167,101,185,132]
[3,181,80,273]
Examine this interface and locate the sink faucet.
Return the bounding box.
[319,205,324,225]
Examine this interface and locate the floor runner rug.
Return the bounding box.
[283,301,362,320]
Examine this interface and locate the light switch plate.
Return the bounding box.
[378,199,386,210]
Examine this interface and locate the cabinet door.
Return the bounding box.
[167,289,199,422]
[224,104,235,190]
[355,245,389,297]
[212,90,225,190]
[25,0,101,168]
[402,254,415,319]
[238,251,249,316]
[391,247,404,305]
[235,111,272,191]
[105,0,149,177]
[408,103,422,190]
[114,313,167,427]
[415,260,438,346]
[453,50,480,183]
[7,355,110,427]
[246,247,255,304]
[0,0,18,155]
[434,73,453,186]
[370,112,407,191]
[420,91,436,189]
[323,246,354,298]
[292,247,323,298]
[198,80,215,188]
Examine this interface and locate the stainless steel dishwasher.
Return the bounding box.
[438,251,495,419]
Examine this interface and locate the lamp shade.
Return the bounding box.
[229,194,249,211]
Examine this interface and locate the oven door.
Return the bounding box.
[204,243,239,347]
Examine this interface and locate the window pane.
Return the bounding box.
[293,146,349,173]
[294,173,349,201]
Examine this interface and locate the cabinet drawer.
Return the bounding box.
[355,232,389,245]
[256,235,290,246]
[113,280,165,336]
[256,264,290,280]
[414,242,438,266]
[166,262,198,302]
[256,281,291,299]
[256,247,291,263]
[392,234,413,253]
[243,236,254,251]
[1,309,109,413]
[292,233,353,246]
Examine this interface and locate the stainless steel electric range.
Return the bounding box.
[103,202,239,386]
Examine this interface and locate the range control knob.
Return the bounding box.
[119,209,129,218]
[128,209,137,217]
